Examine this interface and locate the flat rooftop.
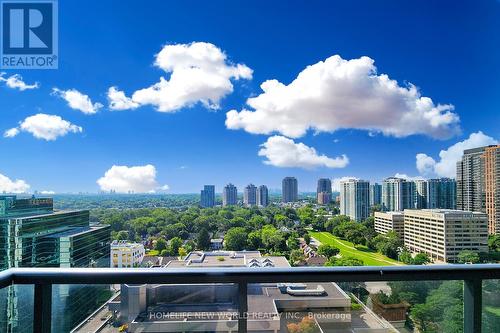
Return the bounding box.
[404,209,487,216]
[135,282,349,323]
[166,251,291,268]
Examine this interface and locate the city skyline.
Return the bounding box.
[0,1,499,194]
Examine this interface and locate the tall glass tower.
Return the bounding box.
[0,195,111,333]
[282,177,298,203]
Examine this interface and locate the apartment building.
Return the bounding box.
[484,145,500,234]
[111,240,146,268]
[340,179,370,222]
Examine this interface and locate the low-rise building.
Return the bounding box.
[403,209,488,263]
[210,238,224,250]
[113,251,394,333]
[374,211,404,237]
[111,240,145,268]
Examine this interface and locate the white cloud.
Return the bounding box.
[393,173,425,181]
[332,176,358,192]
[0,173,30,193]
[52,88,103,114]
[4,113,83,141]
[416,131,498,178]
[40,190,55,195]
[158,184,170,191]
[107,86,140,110]
[226,55,460,139]
[97,164,166,193]
[0,73,39,91]
[3,127,19,138]
[108,42,252,112]
[258,135,349,169]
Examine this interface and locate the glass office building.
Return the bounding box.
[0,195,111,333]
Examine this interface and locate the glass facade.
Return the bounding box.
[0,196,111,332]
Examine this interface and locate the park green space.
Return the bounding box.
[309,231,403,266]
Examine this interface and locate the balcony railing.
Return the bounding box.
[0,264,499,333]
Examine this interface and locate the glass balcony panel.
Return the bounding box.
[482,279,500,333]
[0,285,34,333]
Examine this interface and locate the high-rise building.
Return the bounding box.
[200,185,215,208]
[457,147,487,213]
[381,177,415,211]
[0,195,111,333]
[369,183,382,207]
[339,179,370,222]
[403,209,488,263]
[316,178,332,204]
[457,145,500,234]
[282,177,298,203]
[222,183,238,206]
[257,185,269,207]
[484,145,500,234]
[426,178,456,209]
[244,184,257,207]
[414,179,427,209]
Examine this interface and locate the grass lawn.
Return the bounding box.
[309,231,403,266]
[485,306,500,317]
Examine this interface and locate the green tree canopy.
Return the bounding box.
[224,227,248,251]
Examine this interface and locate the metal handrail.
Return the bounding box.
[2,264,500,284]
[0,264,499,333]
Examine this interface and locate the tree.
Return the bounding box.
[184,240,196,253]
[160,249,170,256]
[457,250,480,264]
[196,228,211,250]
[411,303,436,333]
[413,253,431,265]
[488,235,500,252]
[304,233,311,245]
[114,230,129,241]
[179,247,187,258]
[287,234,300,250]
[247,231,262,250]
[290,249,305,266]
[224,227,248,250]
[287,317,316,333]
[399,249,413,264]
[169,237,183,256]
[325,256,364,266]
[317,244,340,258]
[154,238,168,252]
[345,224,367,246]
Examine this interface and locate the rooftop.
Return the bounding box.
[166,251,291,268]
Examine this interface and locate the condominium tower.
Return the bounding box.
[339,179,370,222]
[457,147,487,212]
[484,145,500,234]
[200,185,215,208]
[222,184,238,206]
[316,178,332,204]
[244,184,257,207]
[457,145,500,234]
[369,183,382,207]
[282,177,298,203]
[257,185,269,207]
[426,178,456,209]
[381,177,415,211]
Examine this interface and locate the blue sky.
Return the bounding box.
[0,0,499,194]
